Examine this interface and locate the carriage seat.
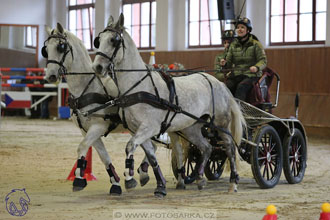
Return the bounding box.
[247,67,276,112]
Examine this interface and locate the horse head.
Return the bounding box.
[93,13,126,77]
[43,23,74,83]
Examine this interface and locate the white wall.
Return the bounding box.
[0,0,329,66]
[0,0,49,65]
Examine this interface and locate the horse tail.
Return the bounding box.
[229,97,246,146]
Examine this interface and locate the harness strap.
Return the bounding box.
[68,93,113,109]
[121,72,150,96]
[121,108,128,129]
[80,75,96,97]
[198,73,215,121]
[146,67,160,99]
[158,75,179,136]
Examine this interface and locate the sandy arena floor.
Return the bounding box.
[0,117,330,220]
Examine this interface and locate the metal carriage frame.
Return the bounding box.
[172,72,308,189]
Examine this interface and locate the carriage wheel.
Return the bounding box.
[251,125,283,189]
[171,145,199,184]
[204,155,227,180]
[283,128,307,184]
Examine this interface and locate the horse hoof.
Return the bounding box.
[73,186,84,192]
[197,178,206,190]
[73,178,87,192]
[125,178,137,190]
[228,183,238,193]
[110,185,122,196]
[154,186,166,198]
[184,176,196,184]
[140,176,150,187]
[176,182,186,190]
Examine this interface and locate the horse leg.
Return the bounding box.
[93,138,122,195]
[137,143,157,187]
[126,125,166,197]
[168,133,186,189]
[182,125,213,190]
[73,125,105,191]
[124,139,138,190]
[141,140,167,197]
[137,156,149,187]
[220,132,239,192]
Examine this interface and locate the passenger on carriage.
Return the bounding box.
[220,17,267,102]
[214,29,235,82]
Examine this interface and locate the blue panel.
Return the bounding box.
[59,106,71,119]
[10,84,26,87]
[10,68,26,72]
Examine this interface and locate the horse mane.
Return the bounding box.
[121,28,145,65]
[66,31,92,64]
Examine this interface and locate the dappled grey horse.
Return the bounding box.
[43,22,154,194]
[92,14,246,197]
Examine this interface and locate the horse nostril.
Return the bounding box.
[48,75,57,83]
[95,65,103,74]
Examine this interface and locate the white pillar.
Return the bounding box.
[171,0,186,51]
[156,0,169,51]
[95,0,121,35]
[246,0,267,47]
[95,0,106,34]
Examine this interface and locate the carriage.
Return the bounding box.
[171,69,307,189]
[44,16,307,196]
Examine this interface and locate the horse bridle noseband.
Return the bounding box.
[94,27,125,84]
[42,33,74,76]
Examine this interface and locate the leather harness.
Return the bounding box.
[43,33,121,136]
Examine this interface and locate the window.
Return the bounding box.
[270,0,326,45]
[25,26,37,48]
[68,0,95,50]
[122,0,156,49]
[188,0,230,48]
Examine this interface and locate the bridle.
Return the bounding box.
[94,27,125,84]
[42,33,74,77]
[43,30,119,129]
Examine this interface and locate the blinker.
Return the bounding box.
[41,41,68,58]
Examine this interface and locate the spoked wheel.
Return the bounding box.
[171,144,200,184]
[283,128,307,184]
[251,125,283,189]
[204,151,227,180]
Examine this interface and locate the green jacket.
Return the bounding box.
[225,35,267,77]
[214,48,229,81]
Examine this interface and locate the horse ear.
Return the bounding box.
[107,16,114,27]
[57,22,64,34]
[115,13,124,30]
[45,26,52,36]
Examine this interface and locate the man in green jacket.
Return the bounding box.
[214,30,235,81]
[220,17,267,101]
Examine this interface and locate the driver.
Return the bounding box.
[220,17,267,101]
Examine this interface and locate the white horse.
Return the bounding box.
[43,22,154,194]
[92,14,246,197]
